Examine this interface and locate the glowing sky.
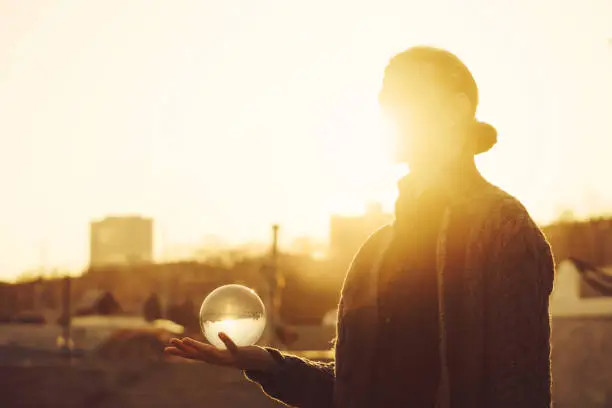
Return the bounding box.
[1,0,611,279]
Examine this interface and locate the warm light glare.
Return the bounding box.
[1,1,611,279]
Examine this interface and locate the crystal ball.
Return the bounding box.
[199,284,266,349]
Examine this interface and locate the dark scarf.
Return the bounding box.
[373,163,485,406]
[372,173,451,407]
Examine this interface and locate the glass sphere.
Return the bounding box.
[199,284,266,349]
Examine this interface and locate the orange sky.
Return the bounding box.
[0,0,611,280]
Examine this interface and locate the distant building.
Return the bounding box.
[90,216,153,267]
[0,278,57,318]
[329,203,393,264]
[0,282,16,319]
[289,236,328,258]
[543,218,612,267]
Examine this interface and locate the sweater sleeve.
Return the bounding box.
[484,213,555,408]
[244,348,335,408]
[243,225,392,407]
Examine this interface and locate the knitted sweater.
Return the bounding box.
[372,186,448,406]
[246,173,555,408]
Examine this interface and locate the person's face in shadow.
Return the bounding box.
[379,63,474,174]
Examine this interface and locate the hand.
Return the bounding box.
[164,332,280,373]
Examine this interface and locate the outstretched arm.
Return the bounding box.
[245,301,342,408]
[243,225,392,407]
[484,214,555,407]
[165,332,336,408]
[244,349,335,408]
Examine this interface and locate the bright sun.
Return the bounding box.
[312,98,403,217]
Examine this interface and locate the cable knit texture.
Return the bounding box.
[245,170,555,408]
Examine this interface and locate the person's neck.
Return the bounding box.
[410,157,478,183]
[409,156,478,193]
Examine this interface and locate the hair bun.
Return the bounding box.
[473,121,497,154]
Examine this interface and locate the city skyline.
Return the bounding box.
[9,205,387,282]
[1,0,612,279]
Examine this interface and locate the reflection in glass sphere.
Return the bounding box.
[199,284,266,349]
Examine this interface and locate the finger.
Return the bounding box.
[163,346,195,360]
[169,337,182,347]
[168,338,182,350]
[181,338,224,358]
[181,337,231,365]
[167,343,223,365]
[163,346,184,356]
[181,337,219,354]
[218,332,239,355]
[172,339,202,356]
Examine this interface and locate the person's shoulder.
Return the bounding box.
[362,224,394,249]
[348,224,393,268]
[475,182,536,229]
[343,224,392,273]
[475,183,549,249]
[339,224,393,306]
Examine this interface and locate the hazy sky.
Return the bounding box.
[1,0,611,280]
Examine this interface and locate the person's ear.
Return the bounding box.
[445,92,473,130]
[453,93,474,120]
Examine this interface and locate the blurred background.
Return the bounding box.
[1,0,611,407]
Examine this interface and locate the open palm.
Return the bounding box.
[164,332,276,372]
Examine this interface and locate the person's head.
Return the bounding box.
[378,46,497,174]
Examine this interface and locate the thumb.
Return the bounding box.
[218,332,239,355]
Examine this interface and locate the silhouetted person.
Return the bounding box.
[143,293,162,322]
[165,46,555,408]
